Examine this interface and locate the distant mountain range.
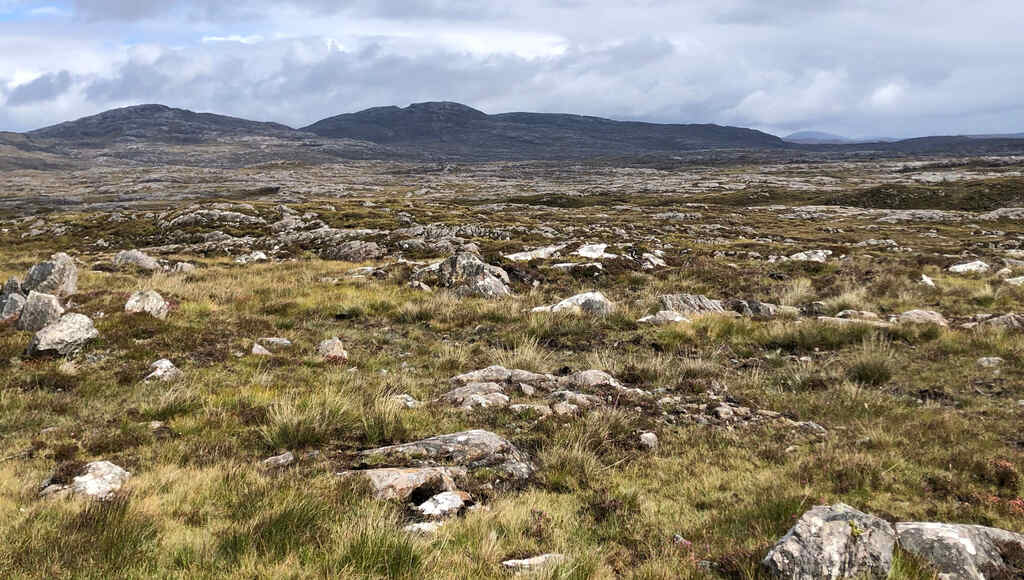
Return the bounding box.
[784,131,897,145]
[13,102,1024,164]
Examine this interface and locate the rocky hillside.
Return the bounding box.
[301,101,787,160]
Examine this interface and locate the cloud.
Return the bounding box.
[5,70,73,106]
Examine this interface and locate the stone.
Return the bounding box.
[509,404,553,417]
[977,357,1004,368]
[172,262,196,274]
[726,299,797,319]
[1,276,21,300]
[949,260,990,274]
[257,337,293,351]
[789,249,833,263]
[895,522,1024,580]
[262,451,296,469]
[549,391,603,409]
[338,467,466,500]
[502,554,566,571]
[981,313,1024,330]
[1,292,26,322]
[921,274,937,288]
[316,337,349,362]
[639,432,658,450]
[114,249,161,272]
[23,252,77,297]
[29,313,99,356]
[415,491,468,519]
[391,394,421,409]
[575,243,617,259]
[145,359,183,382]
[15,291,64,332]
[641,252,667,269]
[125,290,169,319]
[558,369,622,390]
[762,503,896,579]
[321,240,386,262]
[551,401,580,415]
[358,430,534,480]
[504,244,567,262]
[251,342,273,356]
[659,293,726,315]
[41,461,131,500]
[1005,276,1024,286]
[638,310,690,325]
[835,310,880,321]
[436,252,511,298]
[404,521,444,535]
[897,310,948,326]
[234,251,269,264]
[531,291,615,316]
[451,365,512,385]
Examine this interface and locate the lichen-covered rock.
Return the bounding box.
[29,313,99,356]
[439,382,507,408]
[762,503,896,579]
[316,337,348,362]
[434,252,511,298]
[1,292,26,322]
[320,240,386,262]
[114,249,161,272]
[949,260,990,274]
[981,313,1024,330]
[337,466,466,500]
[40,461,130,500]
[895,522,1024,580]
[897,309,948,326]
[659,293,726,315]
[23,252,77,297]
[15,291,63,332]
[125,290,169,319]
[790,249,833,262]
[358,429,534,480]
[532,291,615,316]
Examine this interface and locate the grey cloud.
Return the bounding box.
[5,71,72,106]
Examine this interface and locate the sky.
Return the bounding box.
[1,0,1023,138]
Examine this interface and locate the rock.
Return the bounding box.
[1,292,26,322]
[981,313,1024,330]
[23,252,77,296]
[145,359,183,382]
[895,522,1024,580]
[575,243,617,259]
[659,293,726,315]
[234,251,268,264]
[836,310,880,320]
[440,382,507,408]
[549,391,603,409]
[316,337,348,362]
[504,244,567,262]
[114,249,161,272]
[551,401,580,415]
[251,342,273,356]
[15,291,64,332]
[502,554,566,571]
[408,281,432,292]
[641,252,667,269]
[897,310,949,326]
[262,451,296,469]
[41,461,130,500]
[358,430,534,480]
[1,276,21,300]
[168,209,265,228]
[509,403,553,417]
[977,357,1004,368]
[762,503,896,579]
[125,290,169,319]
[638,310,690,325]
[1005,276,1024,286]
[404,521,444,535]
[172,262,196,274]
[639,432,658,450]
[29,313,99,356]
[726,299,797,318]
[338,466,466,500]
[789,249,833,263]
[949,260,990,274]
[921,274,937,288]
[257,337,293,351]
[451,365,513,385]
[818,316,892,328]
[532,291,615,316]
[558,370,622,390]
[391,394,421,409]
[415,491,468,519]
[436,252,511,298]
[321,240,386,262]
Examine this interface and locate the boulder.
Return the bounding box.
[125,290,169,319]
[502,554,566,571]
[114,249,161,272]
[262,451,296,470]
[575,243,617,259]
[763,503,896,579]
[439,382,507,408]
[338,466,466,500]
[638,310,690,325]
[558,369,622,390]
[532,291,615,316]
[15,291,64,332]
[172,262,196,274]
[504,244,567,262]
[549,391,603,409]
[1,276,21,300]
[145,359,182,382]
[257,337,293,351]
[251,343,273,356]
[358,429,534,480]
[639,432,659,450]
[234,251,268,264]
[897,310,948,326]
[659,293,726,315]
[1,292,26,322]
[895,522,1024,580]
[949,260,990,274]
[40,461,130,500]
[316,337,348,362]
[414,491,469,519]
[320,240,386,262]
[435,252,511,298]
[23,252,77,297]
[790,249,833,263]
[29,313,99,356]
[725,299,797,318]
[981,313,1024,330]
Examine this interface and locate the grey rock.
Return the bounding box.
[638,310,690,325]
[40,460,130,500]
[762,503,896,580]
[981,313,1024,330]
[316,337,348,362]
[23,252,77,297]
[659,293,726,315]
[415,491,468,519]
[1,292,26,322]
[359,429,534,480]
[114,249,161,272]
[29,313,99,356]
[15,291,64,332]
[125,290,169,319]
[145,359,182,382]
[439,382,506,407]
[262,451,296,469]
[639,432,659,450]
[532,291,615,316]
[435,252,511,298]
[897,310,949,326]
[502,554,566,571]
[337,466,466,500]
[895,522,1024,580]
[320,240,386,262]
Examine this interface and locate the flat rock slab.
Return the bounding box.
[358,429,534,480]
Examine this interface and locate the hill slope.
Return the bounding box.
[302,101,786,159]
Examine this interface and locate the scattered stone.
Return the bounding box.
[921,274,937,288]
[895,522,1024,580]
[15,291,64,332]
[321,240,386,262]
[23,252,78,297]
[125,290,169,319]
[949,260,990,274]
[531,291,615,316]
[415,491,469,519]
[551,401,580,415]
[252,342,273,356]
[980,313,1024,330]
[145,359,183,382]
[358,430,534,480]
[509,403,553,417]
[659,293,726,315]
[40,461,130,500]
[789,249,833,263]
[404,521,445,535]
[114,249,161,272]
[504,244,567,262]
[316,337,349,362]
[29,313,99,356]
[762,503,896,579]
[257,337,293,351]
[641,252,667,269]
[897,310,949,326]
[391,394,421,409]
[639,432,658,450]
[835,310,880,321]
[172,262,196,274]
[440,382,508,409]
[234,251,269,264]
[502,554,566,572]
[977,357,1004,368]
[575,243,617,259]
[262,451,296,469]
[549,391,603,409]
[338,467,466,500]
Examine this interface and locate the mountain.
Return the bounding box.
[301,101,786,159]
[785,131,853,144]
[28,104,298,144]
